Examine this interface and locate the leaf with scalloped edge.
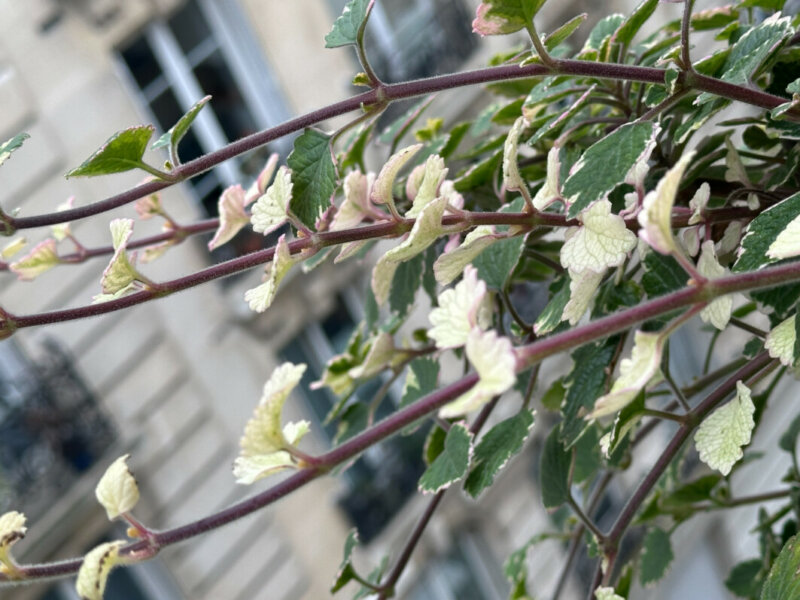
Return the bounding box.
[439,328,517,418]
[331,529,360,593]
[95,455,139,521]
[244,235,298,313]
[434,226,498,286]
[464,410,534,498]
[761,534,800,600]
[589,331,664,419]
[503,116,527,193]
[287,128,336,229]
[418,423,473,493]
[562,268,603,326]
[0,511,26,576]
[562,122,657,217]
[694,381,754,476]
[640,527,674,586]
[208,185,249,251]
[372,144,422,217]
[9,239,60,281]
[472,0,547,36]
[540,426,571,509]
[734,191,800,272]
[325,0,369,48]
[406,154,447,218]
[765,315,796,367]
[101,219,140,294]
[638,152,695,256]
[76,541,131,600]
[372,196,447,305]
[0,133,29,168]
[67,125,155,178]
[251,166,292,236]
[594,588,625,600]
[697,241,732,330]
[561,200,637,274]
[428,265,492,349]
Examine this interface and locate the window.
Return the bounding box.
[327,0,477,82]
[0,340,115,520]
[118,0,291,258]
[279,288,428,543]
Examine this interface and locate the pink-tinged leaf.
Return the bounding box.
[209,185,250,251]
[245,153,280,206]
[10,239,60,281]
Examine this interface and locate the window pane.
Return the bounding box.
[193,50,259,142]
[168,0,212,55]
[119,37,163,90]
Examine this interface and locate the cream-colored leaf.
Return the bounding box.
[240,362,307,457]
[638,151,695,255]
[335,240,369,263]
[1,237,25,260]
[562,268,603,325]
[233,452,296,484]
[433,226,497,286]
[595,587,626,600]
[406,154,447,218]
[589,331,664,418]
[532,144,562,211]
[0,511,26,574]
[439,328,516,418]
[765,315,796,367]
[330,171,372,231]
[251,166,292,235]
[349,332,395,379]
[717,220,743,256]
[688,182,710,225]
[503,117,527,192]
[10,238,60,280]
[767,212,800,260]
[244,234,296,313]
[698,241,732,330]
[91,283,137,305]
[560,200,636,274]
[724,137,751,185]
[208,184,250,250]
[95,455,139,521]
[694,381,755,475]
[76,541,127,600]
[680,226,700,258]
[101,219,139,294]
[428,265,491,349]
[372,144,422,214]
[140,238,176,264]
[283,420,311,446]
[134,193,163,220]
[372,196,447,305]
[245,153,280,205]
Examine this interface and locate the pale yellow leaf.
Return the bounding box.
[428,265,491,349]
[562,268,603,325]
[208,184,250,250]
[372,144,422,214]
[698,241,732,330]
[503,117,527,192]
[251,166,292,235]
[433,226,497,286]
[406,154,447,218]
[76,541,127,600]
[532,144,562,211]
[694,381,754,475]
[0,511,26,575]
[560,200,636,274]
[765,315,796,367]
[95,455,139,521]
[233,452,296,484]
[439,328,517,418]
[244,234,296,313]
[10,238,59,280]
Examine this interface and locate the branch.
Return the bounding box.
[6,59,791,232]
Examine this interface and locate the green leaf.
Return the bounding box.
[614,0,658,46]
[151,95,211,158]
[418,423,473,494]
[390,253,424,317]
[287,128,337,229]
[540,426,571,510]
[331,529,359,593]
[464,410,534,498]
[661,474,723,507]
[779,413,800,454]
[640,528,674,586]
[66,125,155,178]
[641,251,686,296]
[605,392,645,458]
[324,0,369,48]
[0,132,29,167]
[734,192,800,272]
[762,534,800,600]
[583,14,625,52]
[400,358,439,409]
[697,14,792,105]
[541,378,566,411]
[473,236,524,290]
[562,122,657,217]
[752,284,800,320]
[572,425,602,484]
[534,275,570,335]
[725,559,763,599]
[424,425,447,465]
[560,339,617,447]
[543,14,587,50]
